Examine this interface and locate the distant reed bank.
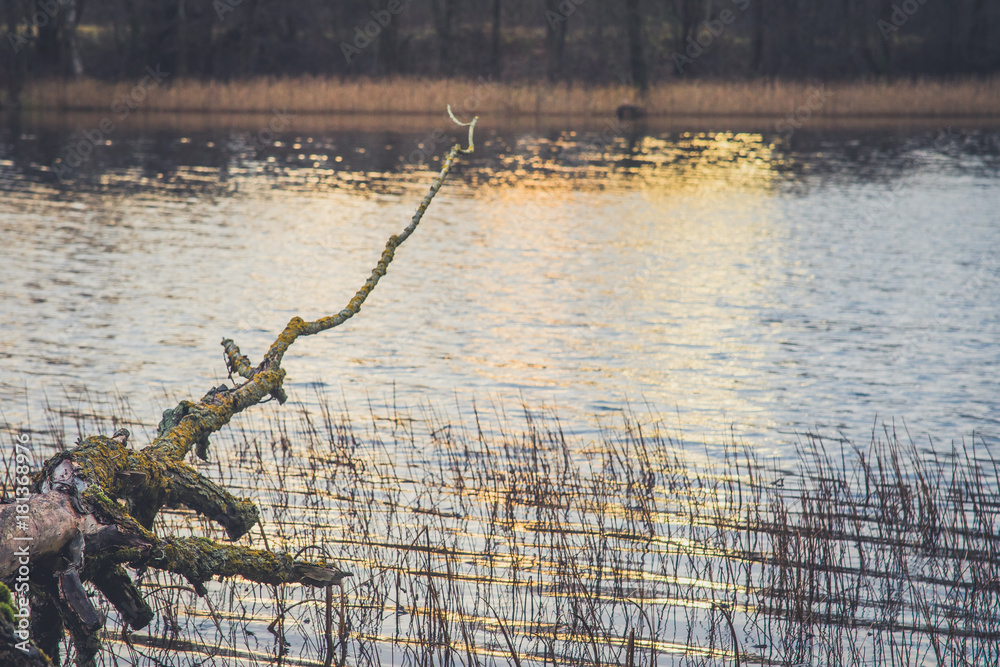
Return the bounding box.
[13,76,1000,118]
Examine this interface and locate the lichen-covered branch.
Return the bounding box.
[165,461,259,541]
[143,537,351,589]
[262,131,477,371]
[4,111,477,666]
[149,380,276,462]
[31,429,253,540]
[154,113,477,465]
[222,340,255,380]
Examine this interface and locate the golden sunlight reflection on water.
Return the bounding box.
[1,120,997,461]
[437,131,786,445]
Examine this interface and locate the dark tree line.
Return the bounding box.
[2,0,999,88]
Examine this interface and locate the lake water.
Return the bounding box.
[3,112,1000,667]
[1,112,998,461]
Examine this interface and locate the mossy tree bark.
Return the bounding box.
[0,117,477,667]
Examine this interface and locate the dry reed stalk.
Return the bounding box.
[7,392,1000,667]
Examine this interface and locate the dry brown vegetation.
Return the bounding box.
[5,391,998,667]
[15,77,1000,118]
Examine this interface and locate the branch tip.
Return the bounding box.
[447,104,479,154]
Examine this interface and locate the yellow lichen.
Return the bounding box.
[0,582,14,624]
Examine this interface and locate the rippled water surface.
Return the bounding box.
[1,113,998,458]
[3,112,1000,667]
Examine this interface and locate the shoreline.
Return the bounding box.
[10,108,1000,136]
[10,108,1000,140]
[8,76,1000,119]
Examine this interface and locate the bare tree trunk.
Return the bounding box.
[948,0,988,72]
[779,0,801,75]
[34,0,62,73]
[966,0,989,71]
[173,0,187,77]
[866,0,893,75]
[26,0,85,76]
[430,0,457,76]
[751,0,765,74]
[3,0,31,107]
[372,0,401,76]
[544,0,567,82]
[675,0,702,47]
[238,0,261,77]
[62,0,85,77]
[118,0,142,77]
[625,0,648,93]
[490,0,502,80]
[754,0,811,76]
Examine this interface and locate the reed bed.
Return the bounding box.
[15,77,1000,118]
[3,393,999,666]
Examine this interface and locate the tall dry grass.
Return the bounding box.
[14,76,1000,118]
[5,391,999,666]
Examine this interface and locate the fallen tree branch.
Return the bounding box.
[1,109,478,666]
[143,537,351,590]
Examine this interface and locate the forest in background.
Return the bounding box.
[3,0,1000,99]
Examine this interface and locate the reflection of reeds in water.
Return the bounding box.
[6,394,998,666]
[19,77,1000,118]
